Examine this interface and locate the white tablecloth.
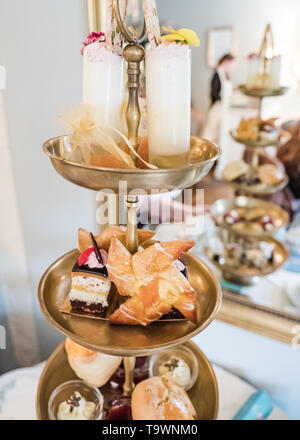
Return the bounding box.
[0,361,288,420]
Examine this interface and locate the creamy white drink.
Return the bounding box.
[146,43,191,168]
[83,41,124,130]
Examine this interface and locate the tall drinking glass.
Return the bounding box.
[83,42,125,130]
[146,43,191,168]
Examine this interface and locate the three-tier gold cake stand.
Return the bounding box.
[207,24,290,286]
[230,83,289,196]
[36,1,222,420]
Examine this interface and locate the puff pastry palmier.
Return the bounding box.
[107,238,197,326]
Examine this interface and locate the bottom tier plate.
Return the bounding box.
[36,341,218,420]
[38,250,222,356]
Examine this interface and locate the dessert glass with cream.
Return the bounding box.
[150,345,198,391]
[146,42,191,168]
[82,41,125,131]
[48,380,103,420]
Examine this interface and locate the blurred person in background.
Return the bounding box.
[203,54,235,179]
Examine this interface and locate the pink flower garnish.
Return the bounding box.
[81,32,106,55]
[248,53,258,59]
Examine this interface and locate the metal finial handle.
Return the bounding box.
[113,0,146,154]
[259,23,274,58]
[123,43,145,151]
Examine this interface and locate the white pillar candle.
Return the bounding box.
[83,41,125,130]
[246,55,282,90]
[246,56,262,89]
[146,43,191,168]
[270,55,281,89]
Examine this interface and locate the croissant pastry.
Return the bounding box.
[107,238,197,326]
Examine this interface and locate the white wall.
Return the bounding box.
[157,0,300,112]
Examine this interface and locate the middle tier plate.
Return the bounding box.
[38,250,222,356]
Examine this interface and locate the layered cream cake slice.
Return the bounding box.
[70,235,111,317]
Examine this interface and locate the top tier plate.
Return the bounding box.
[239,85,288,98]
[43,136,220,194]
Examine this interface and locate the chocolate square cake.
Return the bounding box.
[70,238,111,317]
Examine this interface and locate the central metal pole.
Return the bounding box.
[113,0,146,396]
[123,356,136,396]
[123,195,139,395]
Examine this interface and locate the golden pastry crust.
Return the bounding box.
[107,238,197,326]
[236,117,278,141]
[131,376,196,420]
[106,236,136,297]
[237,118,260,141]
[65,338,96,360]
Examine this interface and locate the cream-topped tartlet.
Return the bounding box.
[158,356,192,389]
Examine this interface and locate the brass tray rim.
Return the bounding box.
[228,174,289,195]
[206,236,289,280]
[38,250,222,356]
[210,196,289,237]
[43,135,221,175]
[238,84,288,98]
[36,342,64,421]
[35,340,219,420]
